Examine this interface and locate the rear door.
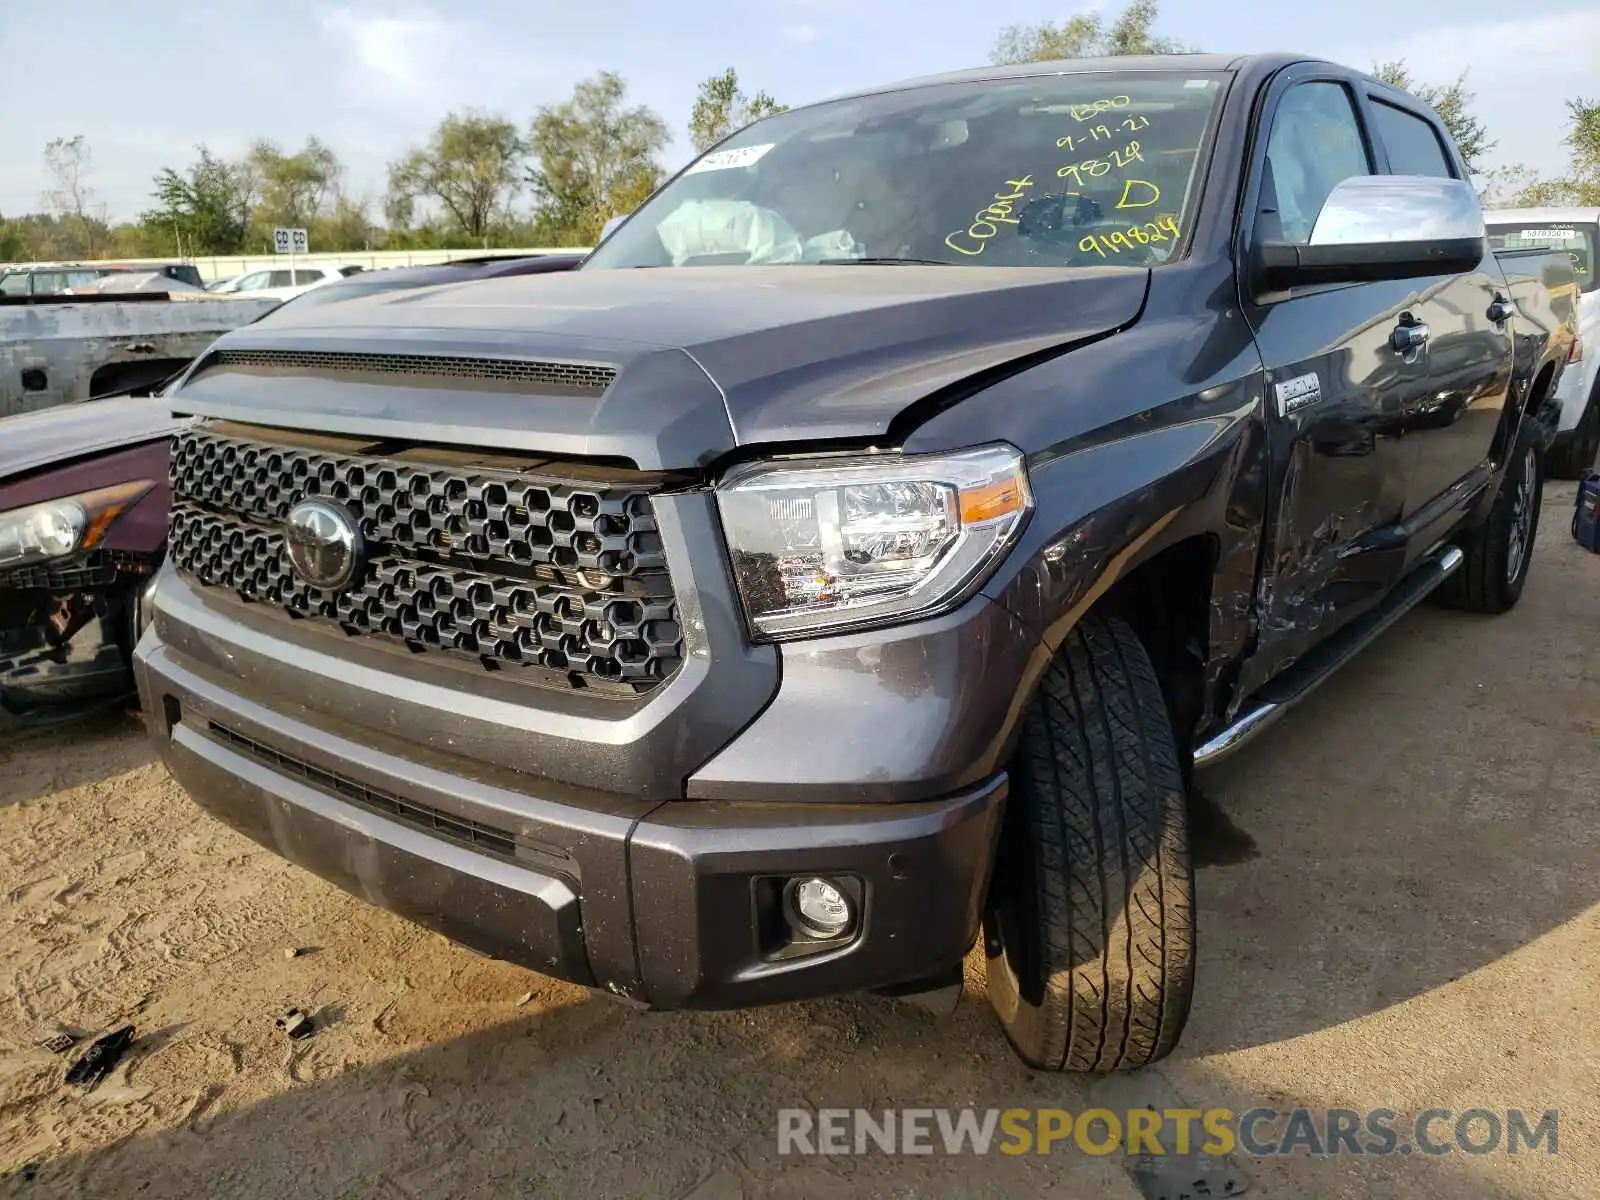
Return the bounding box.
[1363,91,1513,553]
[1236,67,1414,690]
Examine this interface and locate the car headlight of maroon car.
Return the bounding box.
[0,480,155,572]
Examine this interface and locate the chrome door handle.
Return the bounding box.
[1392,320,1431,352]
[1487,295,1514,324]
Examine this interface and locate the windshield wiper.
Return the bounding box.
[816,256,952,266]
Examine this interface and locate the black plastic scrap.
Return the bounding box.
[38,1030,78,1055]
[64,1025,136,1090]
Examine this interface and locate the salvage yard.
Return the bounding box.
[1,481,1596,1200]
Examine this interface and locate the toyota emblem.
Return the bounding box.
[284,499,363,591]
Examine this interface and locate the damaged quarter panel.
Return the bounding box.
[906,256,1269,733]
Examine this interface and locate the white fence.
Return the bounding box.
[103,248,589,282]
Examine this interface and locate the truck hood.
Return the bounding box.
[170,265,1149,470]
[0,395,185,485]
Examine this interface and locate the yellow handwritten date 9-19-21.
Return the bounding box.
[1079,215,1182,258]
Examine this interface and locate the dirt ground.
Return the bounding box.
[1,481,1596,1200]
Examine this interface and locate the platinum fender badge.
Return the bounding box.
[284,499,363,590]
[1274,372,1322,417]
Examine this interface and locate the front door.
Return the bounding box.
[1236,70,1416,692]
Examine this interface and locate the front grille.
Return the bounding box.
[168,428,684,694]
[210,722,519,859]
[198,349,617,396]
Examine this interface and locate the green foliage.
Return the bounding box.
[1491,98,1600,208]
[1372,61,1495,174]
[389,111,526,241]
[527,72,670,246]
[240,137,342,245]
[992,0,1190,64]
[138,146,247,255]
[689,68,786,153]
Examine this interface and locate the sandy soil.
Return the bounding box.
[1,482,1596,1199]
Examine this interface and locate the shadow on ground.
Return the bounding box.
[1185,494,1599,1057]
[2,486,1593,1199]
[2,986,1567,1200]
[0,710,153,808]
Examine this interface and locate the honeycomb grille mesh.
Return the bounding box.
[167,429,682,693]
[203,349,617,395]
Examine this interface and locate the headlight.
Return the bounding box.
[0,481,155,572]
[716,444,1031,640]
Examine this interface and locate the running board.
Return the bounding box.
[1193,545,1464,768]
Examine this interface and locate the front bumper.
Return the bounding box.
[136,637,1007,1008]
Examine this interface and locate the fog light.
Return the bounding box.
[789,877,853,939]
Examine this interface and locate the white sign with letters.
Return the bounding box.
[273,227,309,254]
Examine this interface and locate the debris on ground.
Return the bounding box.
[515,991,535,1007]
[38,1029,79,1055]
[275,1009,315,1040]
[64,1026,136,1090]
[283,947,303,960]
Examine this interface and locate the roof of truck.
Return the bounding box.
[829,53,1306,100]
[1485,208,1600,226]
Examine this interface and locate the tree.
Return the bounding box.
[245,137,342,241]
[140,146,247,256]
[1372,62,1495,174]
[0,214,25,263]
[388,112,525,241]
[1504,98,1600,207]
[689,68,786,153]
[528,72,669,245]
[42,135,104,257]
[992,0,1190,65]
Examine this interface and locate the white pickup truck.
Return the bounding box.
[0,291,278,418]
[1487,207,1599,476]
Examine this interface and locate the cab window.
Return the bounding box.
[1370,101,1454,178]
[1260,81,1373,244]
[1487,224,1597,292]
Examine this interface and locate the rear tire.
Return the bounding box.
[984,612,1195,1072]
[1436,431,1543,614]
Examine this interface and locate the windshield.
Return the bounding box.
[1487,222,1596,293]
[586,71,1226,270]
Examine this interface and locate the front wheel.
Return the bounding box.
[1436,434,1543,614]
[984,612,1195,1072]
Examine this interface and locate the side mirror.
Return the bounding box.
[600,214,629,242]
[1255,175,1486,292]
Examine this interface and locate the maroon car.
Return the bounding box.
[0,396,180,728]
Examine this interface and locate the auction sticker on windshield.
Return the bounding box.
[686,144,775,174]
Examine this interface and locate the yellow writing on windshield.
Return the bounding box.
[1115,179,1161,209]
[1070,95,1132,123]
[1057,141,1144,186]
[1078,215,1182,258]
[944,176,1037,257]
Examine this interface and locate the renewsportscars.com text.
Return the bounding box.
[776,1107,1559,1158]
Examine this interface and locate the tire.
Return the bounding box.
[1546,383,1600,480]
[1436,430,1544,614]
[984,612,1195,1072]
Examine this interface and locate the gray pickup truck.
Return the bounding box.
[134,54,1575,1072]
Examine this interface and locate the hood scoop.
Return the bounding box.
[194,348,618,398]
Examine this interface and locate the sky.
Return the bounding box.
[1,0,1595,224]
